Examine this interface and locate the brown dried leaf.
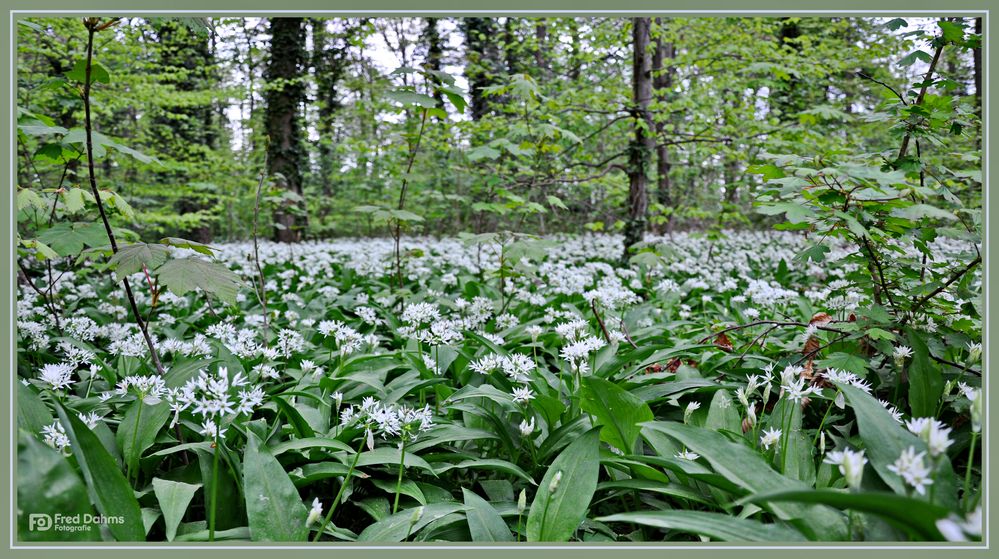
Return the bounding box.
[714,332,734,352]
[809,312,833,326]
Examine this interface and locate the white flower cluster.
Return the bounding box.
[469,353,534,384]
[340,396,435,448]
[904,417,954,457]
[163,367,265,439]
[38,362,75,391]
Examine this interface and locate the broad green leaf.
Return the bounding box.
[66,59,111,84]
[357,503,465,542]
[116,400,171,484]
[462,488,513,542]
[106,242,171,281]
[906,329,943,418]
[54,403,146,541]
[17,188,48,212]
[703,389,741,433]
[155,257,242,305]
[744,489,948,540]
[385,90,438,108]
[269,437,354,457]
[152,478,202,542]
[160,237,217,256]
[642,421,847,540]
[37,221,109,256]
[17,383,53,433]
[837,382,924,495]
[354,447,436,474]
[17,430,100,541]
[891,204,957,222]
[597,510,805,542]
[526,427,601,542]
[581,376,653,453]
[243,431,309,542]
[433,458,534,485]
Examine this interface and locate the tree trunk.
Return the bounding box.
[974,17,982,110]
[651,18,676,232]
[421,18,447,116]
[265,17,308,242]
[623,18,654,259]
[462,18,503,120]
[534,20,548,75]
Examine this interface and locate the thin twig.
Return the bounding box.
[81,18,164,375]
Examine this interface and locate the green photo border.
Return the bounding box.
[3,1,994,557]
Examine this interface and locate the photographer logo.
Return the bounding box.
[28,514,51,531]
[26,513,125,533]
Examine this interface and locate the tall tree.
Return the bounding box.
[311,18,358,198]
[623,18,654,258]
[265,17,308,242]
[151,20,218,242]
[420,18,446,115]
[651,18,677,231]
[462,18,503,120]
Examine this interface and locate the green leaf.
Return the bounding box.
[597,510,805,542]
[154,257,242,305]
[580,377,653,453]
[152,478,202,542]
[937,21,965,44]
[357,503,466,542]
[116,400,171,483]
[66,59,111,84]
[898,50,933,67]
[837,382,923,494]
[243,431,310,542]
[20,238,60,261]
[526,427,601,542]
[891,204,958,222]
[906,328,943,418]
[886,18,908,30]
[744,489,948,540]
[17,383,53,433]
[17,430,100,541]
[269,437,354,457]
[54,403,146,541]
[703,389,742,433]
[385,90,438,108]
[37,221,110,256]
[354,447,436,474]
[159,237,217,255]
[815,352,868,376]
[61,188,92,214]
[462,488,513,542]
[641,421,847,540]
[433,458,534,485]
[106,242,171,281]
[17,188,48,212]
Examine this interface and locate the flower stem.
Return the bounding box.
[964,430,979,513]
[812,393,837,448]
[313,442,364,542]
[129,402,143,486]
[392,438,408,514]
[209,433,220,542]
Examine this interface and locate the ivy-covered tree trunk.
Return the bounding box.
[153,20,218,243]
[421,18,447,115]
[651,18,676,231]
[462,17,502,120]
[311,19,355,200]
[265,17,308,242]
[623,17,654,258]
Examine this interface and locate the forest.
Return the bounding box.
[15,16,983,544]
